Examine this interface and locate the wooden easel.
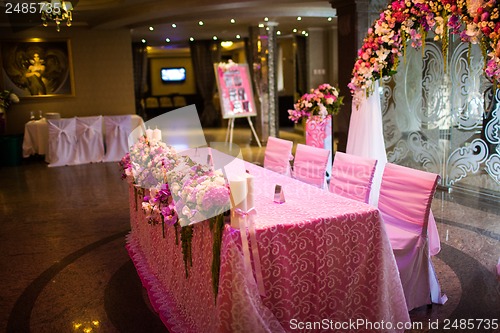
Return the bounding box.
[225,116,262,149]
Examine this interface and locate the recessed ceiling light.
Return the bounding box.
[328,17,333,21]
[198,21,204,26]
[236,34,241,39]
[141,39,147,43]
[165,38,171,42]
[213,35,218,40]
[258,23,264,28]
[293,28,297,33]
[277,31,281,35]
[266,27,270,31]
[189,37,195,41]
[172,23,177,28]
[264,17,269,22]
[305,33,309,37]
[221,41,233,48]
[230,19,235,24]
[149,26,154,31]
[297,16,302,21]
[302,30,306,35]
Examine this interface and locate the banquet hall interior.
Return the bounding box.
[1,0,500,332]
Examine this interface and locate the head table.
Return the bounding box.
[126,160,410,333]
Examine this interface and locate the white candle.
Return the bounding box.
[146,128,153,140]
[242,173,254,209]
[229,177,247,229]
[153,128,162,141]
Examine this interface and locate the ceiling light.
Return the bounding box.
[165,38,171,42]
[264,17,269,22]
[297,16,302,21]
[236,34,241,39]
[149,26,154,31]
[328,17,333,21]
[221,41,233,48]
[190,37,195,42]
[198,21,204,26]
[213,36,218,40]
[266,27,269,31]
[41,0,73,32]
[277,31,281,35]
[302,30,306,35]
[258,23,264,28]
[141,39,147,43]
[230,19,235,24]
[293,28,297,33]
[172,23,177,28]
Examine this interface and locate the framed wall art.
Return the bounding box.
[0,38,75,98]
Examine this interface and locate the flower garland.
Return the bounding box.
[349,0,500,108]
[288,83,344,123]
[120,136,230,299]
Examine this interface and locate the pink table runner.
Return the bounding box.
[126,162,410,332]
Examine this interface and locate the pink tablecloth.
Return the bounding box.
[126,162,410,333]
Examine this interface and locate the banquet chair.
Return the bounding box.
[263,136,294,176]
[378,163,446,310]
[103,115,132,162]
[329,152,378,203]
[75,116,104,164]
[292,143,330,189]
[47,118,77,167]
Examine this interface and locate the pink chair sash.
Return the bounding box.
[263,136,293,177]
[292,143,330,189]
[329,152,377,203]
[379,163,446,310]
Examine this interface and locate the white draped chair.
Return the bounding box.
[263,136,294,176]
[47,118,77,167]
[329,152,378,203]
[292,143,330,189]
[103,115,132,162]
[378,162,447,310]
[75,116,104,164]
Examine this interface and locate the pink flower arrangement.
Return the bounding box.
[350,0,500,107]
[288,83,343,123]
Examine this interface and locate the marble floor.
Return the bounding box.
[1,127,500,333]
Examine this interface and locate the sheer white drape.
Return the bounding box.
[346,80,387,206]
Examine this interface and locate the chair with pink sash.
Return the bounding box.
[378,163,447,311]
[47,118,77,167]
[292,143,330,189]
[329,152,378,203]
[263,136,294,176]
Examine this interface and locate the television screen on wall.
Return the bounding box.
[161,67,186,83]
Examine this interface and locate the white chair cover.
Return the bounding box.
[379,163,447,310]
[75,116,104,164]
[329,151,378,203]
[263,136,293,176]
[47,118,77,167]
[292,143,330,189]
[103,115,132,162]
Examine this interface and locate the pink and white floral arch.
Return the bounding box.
[349,0,500,107]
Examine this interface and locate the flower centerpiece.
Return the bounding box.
[288,83,343,124]
[0,90,19,113]
[0,90,19,134]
